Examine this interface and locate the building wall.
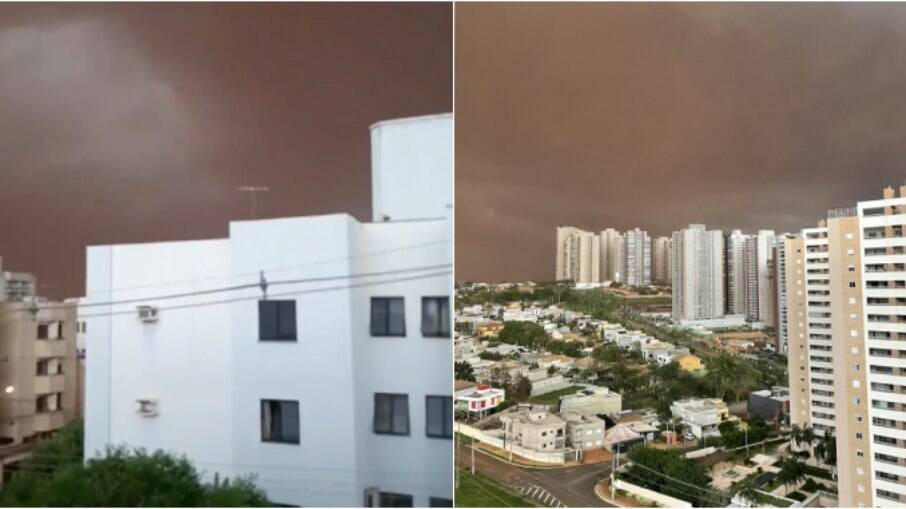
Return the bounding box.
[860,187,906,507]
[803,226,836,436]
[827,213,872,507]
[623,228,651,287]
[785,236,811,429]
[555,227,599,283]
[756,230,777,324]
[672,225,724,321]
[726,230,748,316]
[0,301,78,446]
[370,113,452,223]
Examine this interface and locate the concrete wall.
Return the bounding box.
[614,478,693,508]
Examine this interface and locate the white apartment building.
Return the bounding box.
[555,227,600,283]
[860,187,906,507]
[622,228,651,287]
[725,230,749,316]
[774,234,794,354]
[802,225,836,437]
[672,224,724,321]
[755,230,778,325]
[83,114,453,508]
[0,258,36,302]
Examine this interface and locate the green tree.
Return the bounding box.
[776,458,807,496]
[512,376,532,402]
[0,423,270,507]
[455,361,476,382]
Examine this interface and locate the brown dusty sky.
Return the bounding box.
[0,2,452,299]
[456,2,906,283]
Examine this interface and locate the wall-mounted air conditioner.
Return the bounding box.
[136,398,159,417]
[137,306,159,323]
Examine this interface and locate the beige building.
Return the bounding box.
[652,236,672,284]
[0,258,36,303]
[0,301,79,448]
[555,226,600,283]
[600,228,623,283]
[500,407,567,451]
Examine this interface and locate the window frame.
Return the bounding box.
[421,296,451,338]
[425,395,453,439]
[373,393,410,436]
[258,300,298,341]
[370,297,406,337]
[260,399,301,445]
[379,492,414,507]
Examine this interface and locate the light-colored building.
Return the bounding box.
[725,230,749,316]
[600,229,622,283]
[500,407,567,451]
[622,228,651,287]
[562,412,606,450]
[774,234,795,354]
[672,224,724,321]
[456,385,506,416]
[558,387,622,416]
[555,227,600,284]
[673,353,703,372]
[755,230,777,325]
[0,258,36,303]
[83,114,453,507]
[0,300,79,447]
[652,236,671,284]
[802,224,836,437]
[670,398,732,438]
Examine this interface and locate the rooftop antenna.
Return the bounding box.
[237,186,270,219]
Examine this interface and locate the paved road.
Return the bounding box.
[456,443,614,507]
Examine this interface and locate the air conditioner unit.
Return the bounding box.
[137,306,159,323]
[136,399,159,417]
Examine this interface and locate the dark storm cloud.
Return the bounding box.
[456,2,906,283]
[0,3,451,298]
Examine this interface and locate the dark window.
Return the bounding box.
[379,492,413,507]
[429,498,453,507]
[371,297,405,337]
[37,324,48,339]
[374,393,409,435]
[426,396,453,439]
[259,300,297,341]
[421,297,450,338]
[261,400,300,444]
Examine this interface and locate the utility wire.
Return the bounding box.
[78,239,452,298]
[0,263,453,316]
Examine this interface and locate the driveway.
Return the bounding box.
[456,443,615,507]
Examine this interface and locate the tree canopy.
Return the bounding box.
[0,422,271,507]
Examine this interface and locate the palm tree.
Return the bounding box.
[777,458,807,496]
[734,479,760,507]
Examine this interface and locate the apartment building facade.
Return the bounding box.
[672,224,724,321]
[0,301,79,447]
[0,258,36,303]
[622,228,651,287]
[725,230,749,316]
[652,236,672,283]
[555,227,600,283]
[83,114,453,507]
[600,228,622,283]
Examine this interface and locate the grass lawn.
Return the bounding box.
[528,385,584,404]
[455,469,538,507]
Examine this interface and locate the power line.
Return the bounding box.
[78,238,452,299]
[0,265,452,323]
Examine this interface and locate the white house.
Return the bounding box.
[83,114,453,507]
[670,398,733,439]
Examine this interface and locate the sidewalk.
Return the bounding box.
[595,478,643,508]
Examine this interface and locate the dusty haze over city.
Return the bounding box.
[0,2,452,298]
[456,3,906,283]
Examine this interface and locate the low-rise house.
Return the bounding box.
[500,407,567,451]
[460,305,483,316]
[574,356,595,370]
[670,398,734,438]
[456,384,506,416]
[559,387,622,416]
[640,340,674,361]
[525,370,570,396]
[748,387,790,425]
[562,412,606,450]
[538,354,575,371]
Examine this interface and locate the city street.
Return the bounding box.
[455,443,614,507]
